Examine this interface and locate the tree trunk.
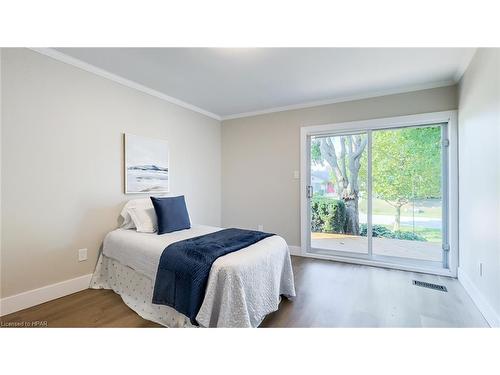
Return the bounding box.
[320,135,367,236]
[393,205,401,231]
[344,197,360,235]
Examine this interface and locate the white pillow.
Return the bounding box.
[128,207,158,233]
[119,198,154,229]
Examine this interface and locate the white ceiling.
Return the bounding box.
[53,48,475,120]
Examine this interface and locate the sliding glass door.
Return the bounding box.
[304,120,451,273]
[309,132,369,256]
[371,125,445,266]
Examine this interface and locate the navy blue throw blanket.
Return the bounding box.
[152,228,274,325]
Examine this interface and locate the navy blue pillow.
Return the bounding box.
[150,196,191,234]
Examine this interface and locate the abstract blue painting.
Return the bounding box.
[125,134,169,194]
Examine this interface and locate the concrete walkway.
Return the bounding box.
[311,232,442,262]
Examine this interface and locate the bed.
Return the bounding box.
[91,224,296,328]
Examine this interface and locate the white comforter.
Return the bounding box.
[101,225,296,327]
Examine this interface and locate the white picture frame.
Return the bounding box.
[124,133,169,194]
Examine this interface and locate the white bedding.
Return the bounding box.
[103,225,220,280]
[96,225,296,327]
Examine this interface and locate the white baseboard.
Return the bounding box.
[458,267,500,327]
[288,245,302,256]
[0,274,93,317]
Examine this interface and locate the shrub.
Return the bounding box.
[359,224,393,238]
[392,231,427,241]
[311,197,346,233]
[359,224,427,241]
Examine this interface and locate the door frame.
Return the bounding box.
[300,111,458,277]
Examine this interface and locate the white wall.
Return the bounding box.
[221,86,458,247]
[1,48,221,298]
[458,48,500,327]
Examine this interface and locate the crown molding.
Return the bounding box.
[453,48,477,82]
[29,48,221,121]
[221,80,457,121]
[28,48,463,123]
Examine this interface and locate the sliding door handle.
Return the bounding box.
[307,185,313,199]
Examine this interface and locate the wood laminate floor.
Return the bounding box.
[0,257,488,328]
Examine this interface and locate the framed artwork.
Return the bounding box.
[124,134,169,194]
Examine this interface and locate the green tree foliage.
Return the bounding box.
[311,126,442,233]
[311,140,322,164]
[372,126,442,229]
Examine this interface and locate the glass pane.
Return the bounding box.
[310,133,368,255]
[371,125,443,263]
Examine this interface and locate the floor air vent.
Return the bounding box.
[412,280,447,292]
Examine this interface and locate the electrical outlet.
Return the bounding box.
[78,248,88,262]
[293,170,300,179]
[258,224,264,231]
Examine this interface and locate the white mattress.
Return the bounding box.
[99,225,296,327]
[103,225,221,280]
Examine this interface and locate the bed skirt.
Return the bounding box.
[91,253,195,328]
[90,252,294,327]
